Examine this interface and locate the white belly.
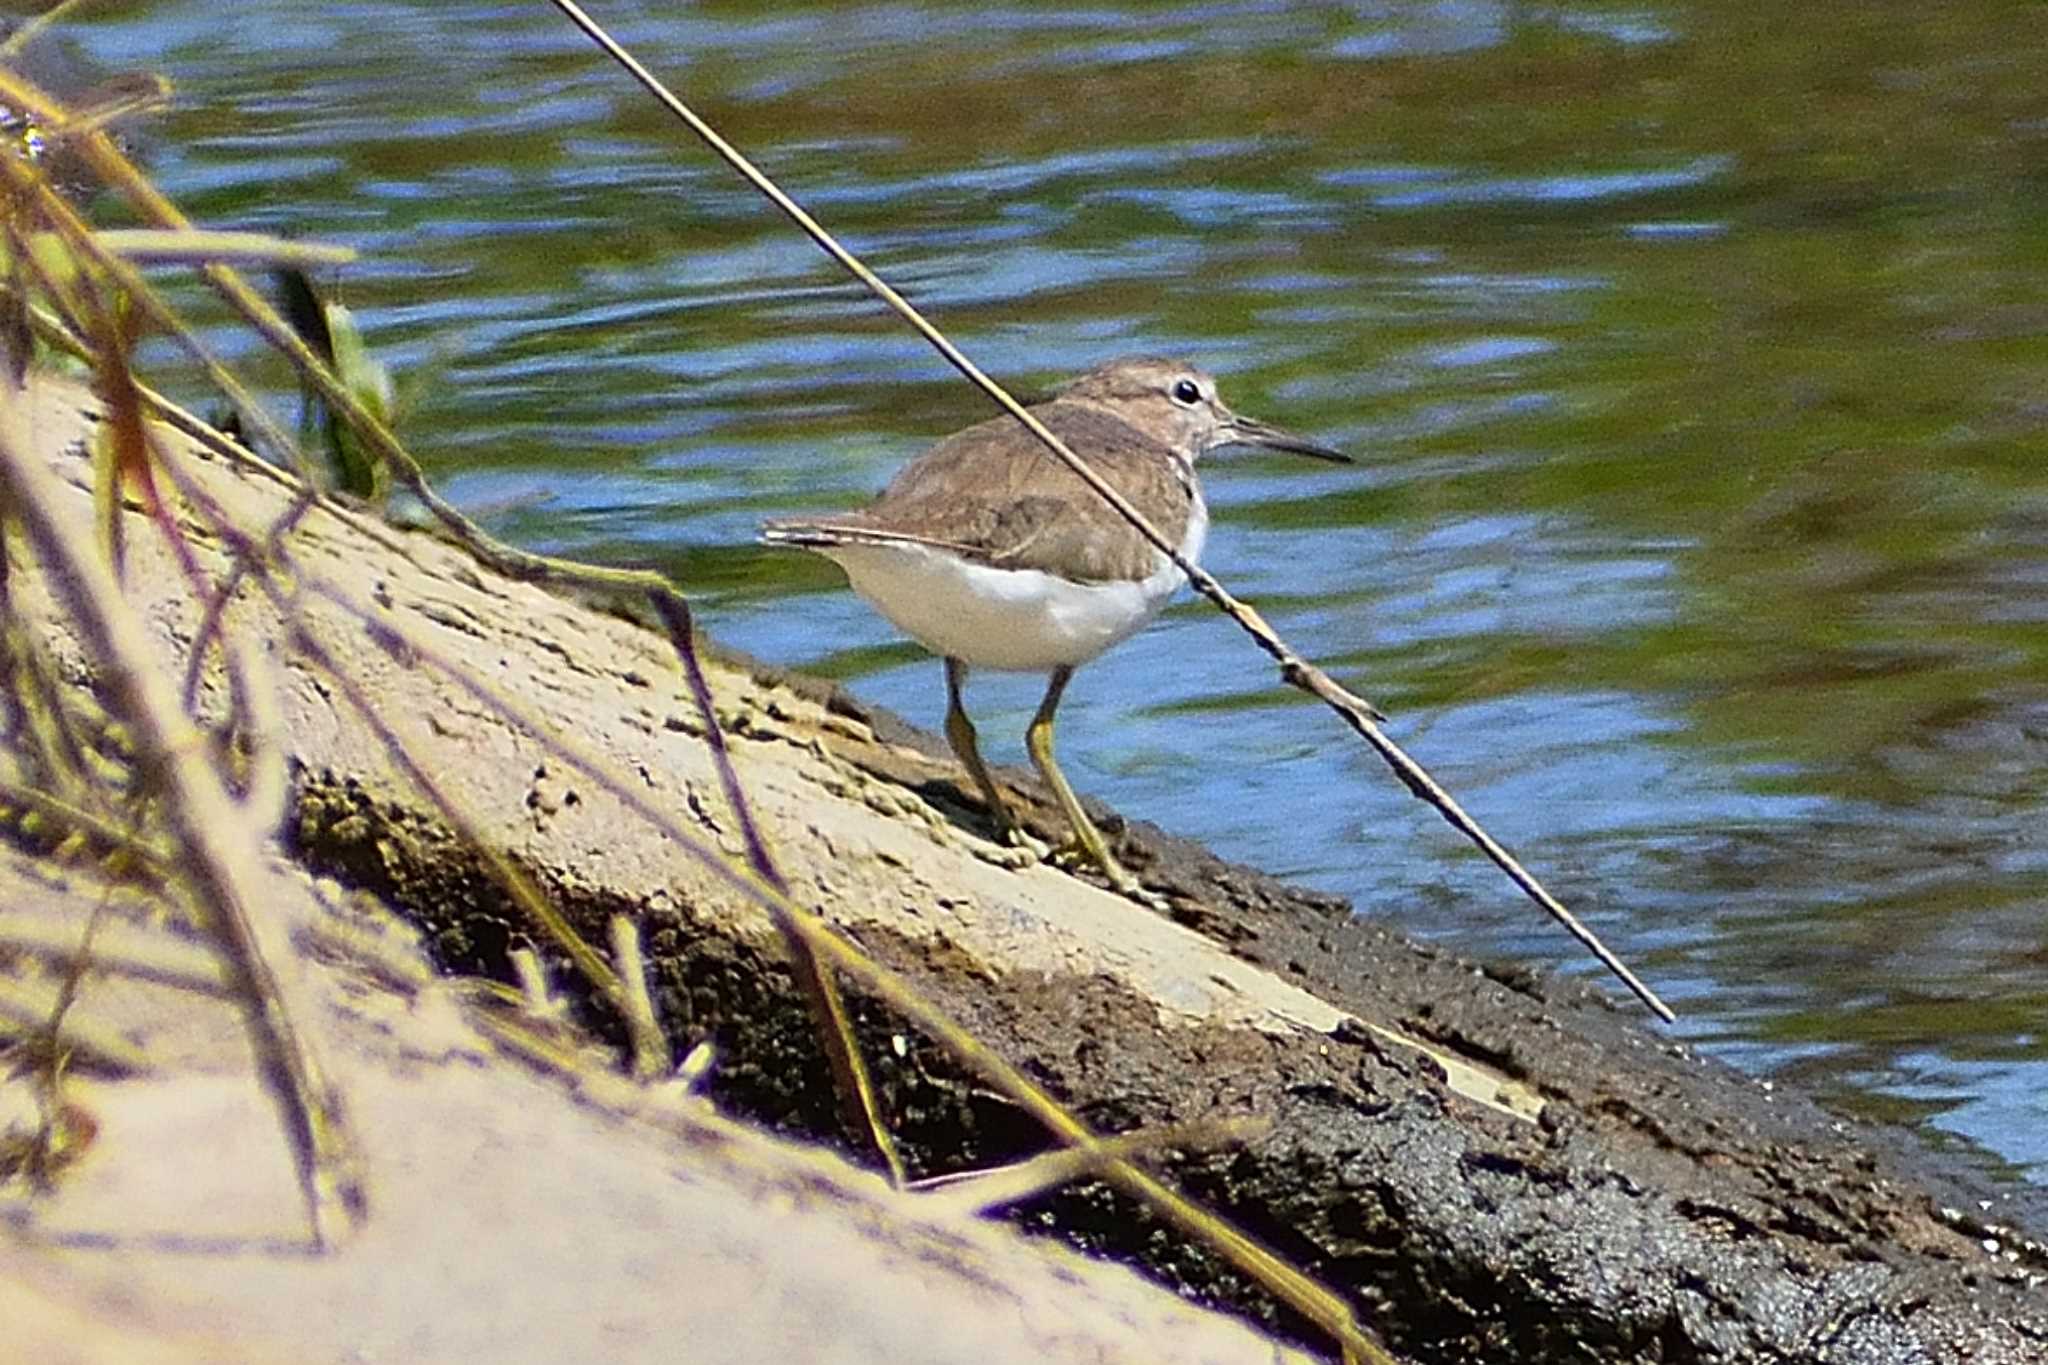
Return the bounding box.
[820,501,1208,672]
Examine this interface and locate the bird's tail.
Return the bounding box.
[762,520,977,556]
[759,520,841,548]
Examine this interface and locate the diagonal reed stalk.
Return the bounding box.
[542,0,1673,1026]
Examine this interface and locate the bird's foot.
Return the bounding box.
[964,821,1049,873]
[1000,823,1052,862]
[1047,838,1164,909]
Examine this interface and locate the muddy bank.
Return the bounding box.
[5,373,2045,1362]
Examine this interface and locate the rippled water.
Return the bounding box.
[46,0,2048,1183]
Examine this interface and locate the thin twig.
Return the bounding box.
[911,1116,1271,1218]
[0,977,149,1074]
[0,904,233,996]
[92,229,356,269]
[0,778,171,879]
[645,589,905,1184]
[0,0,96,60]
[510,948,565,1023]
[608,915,666,1082]
[226,631,287,821]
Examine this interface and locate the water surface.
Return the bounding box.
[57,0,2048,1186]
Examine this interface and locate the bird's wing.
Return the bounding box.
[838,403,1194,583]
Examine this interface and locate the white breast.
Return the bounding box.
[823,492,1207,673]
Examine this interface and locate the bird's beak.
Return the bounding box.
[1222,413,1352,463]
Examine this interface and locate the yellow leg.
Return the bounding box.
[1025,667,1140,896]
[943,658,1029,845]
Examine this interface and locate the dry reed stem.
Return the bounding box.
[0,391,365,1247]
[608,915,666,1083]
[0,0,96,60]
[0,976,148,1073]
[0,903,234,997]
[911,1116,1273,1218]
[510,948,565,1023]
[91,229,356,269]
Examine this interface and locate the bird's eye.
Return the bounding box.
[1169,378,1202,406]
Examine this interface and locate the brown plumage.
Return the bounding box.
[766,400,1198,584]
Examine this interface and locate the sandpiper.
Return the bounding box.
[762,357,1349,895]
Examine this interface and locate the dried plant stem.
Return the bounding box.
[911,1115,1272,1218]
[645,589,905,1185]
[0,776,171,877]
[0,390,366,1247]
[91,229,357,268]
[0,0,95,60]
[608,915,665,1082]
[0,82,914,1176]
[510,948,565,1023]
[0,88,311,478]
[0,976,148,1074]
[0,903,233,996]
